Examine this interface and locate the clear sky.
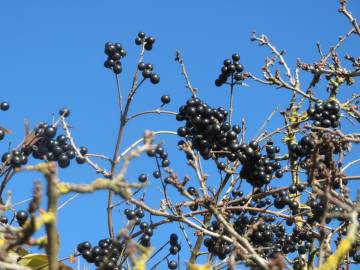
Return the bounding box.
[0,0,359,269]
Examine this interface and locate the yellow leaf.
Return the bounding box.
[57,183,70,194]
[12,246,29,257]
[18,253,73,270]
[34,236,48,248]
[39,209,55,224]
[133,246,153,270]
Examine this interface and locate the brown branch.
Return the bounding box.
[108,44,146,239]
[126,109,177,121]
[175,50,197,97]
[339,0,360,35]
[43,163,59,270]
[209,205,269,270]
[61,117,111,176]
[251,32,295,86]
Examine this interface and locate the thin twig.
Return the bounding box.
[175,50,197,97]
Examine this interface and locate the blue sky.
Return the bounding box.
[0,0,359,269]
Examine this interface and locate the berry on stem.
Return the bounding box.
[161,95,171,104]
[59,107,70,118]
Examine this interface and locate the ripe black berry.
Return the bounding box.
[135,208,145,218]
[1,152,10,163]
[44,126,57,138]
[126,210,136,220]
[146,36,155,44]
[161,159,170,167]
[0,216,8,224]
[296,183,306,192]
[187,186,196,196]
[138,32,146,39]
[217,162,226,170]
[289,185,297,194]
[275,170,283,178]
[169,233,178,245]
[232,53,240,62]
[0,129,5,140]
[113,64,122,74]
[77,241,92,253]
[144,43,153,51]
[177,127,187,137]
[234,73,244,82]
[58,154,70,168]
[153,171,161,178]
[169,245,179,254]
[140,222,149,231]
[0,102,10,111]
[138,174,147,183]
[168,260,177,269]
[79,146,88,156]
[147,149,156,157]
[138,62,146,71]
[75,156,86,164]
[161,95,171,104]
[135,37,142,45]
[150,73,160,84]
[142,69,152,78]
[59,107,70,118]
[66,150,76,160]
[144,227,153,236]
[146,63,154,70]
[15,210,28,226]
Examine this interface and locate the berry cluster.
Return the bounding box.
[169,233,181,255]
[1,149,28,168]
[1,109,88,169]
[138,221,154,247]
[134,32,155,51]
[176,98,282,187]
[146,145,171,170]
[350,240,360,263]
[187,186,199,210]
[0,101,10,141]
[123,207,154,248]
[30,123,87,168]
[250,222,276,248]
[203,221,232,260]
[167,233,180,269]
[307,100,341,128]
[77,239,125,270]
[104,42,127,74]
[291,133,348,189]
[306,198,326,223]
[273,190,299,212]
[288,135,314,160]
[124,208,145,225]
[204,211,317,261]
[215,53,245,87]
[176,97,233,160]
[138,62,160,84]
[238,141,283,187]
